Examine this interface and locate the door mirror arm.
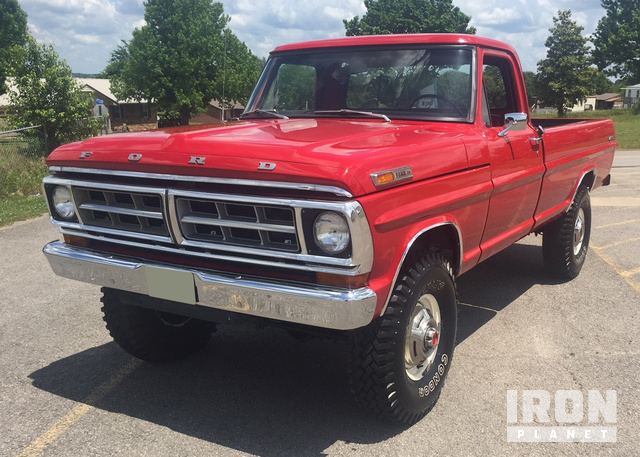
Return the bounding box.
[498,112,528,137]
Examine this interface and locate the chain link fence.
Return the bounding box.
[0,125,47,198]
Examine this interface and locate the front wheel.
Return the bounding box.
[543,185,591,280]
[349,253,457,425]
[101,288,215,362]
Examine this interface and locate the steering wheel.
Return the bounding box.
[409,93,464,117]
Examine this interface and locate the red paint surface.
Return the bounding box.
[47,34,616,319]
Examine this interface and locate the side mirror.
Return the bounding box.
[498,112,528,137]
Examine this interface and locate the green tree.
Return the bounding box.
[523,71,539,107]
[7,37,99,152]
[586,67,615,94]
[106,0,261,125]
[536,10,593,116]
[592,0,640,83]
[216,29,263,116]
[344,0,476,36]
[0,0,28,96]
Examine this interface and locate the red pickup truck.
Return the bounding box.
[42,34,615,424]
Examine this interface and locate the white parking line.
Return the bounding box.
[621,266,640,278]
[592,250,640,294]
[592,236,640,251]
[595,218,640,230]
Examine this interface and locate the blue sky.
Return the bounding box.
[19,0,605,74]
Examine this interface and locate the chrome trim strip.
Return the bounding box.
[380,221,463,316]
[177,238,353,266]
[59,182,85,225]
[79,203,164,220]
[43,241,377,330]
[59,229,364,275]
[44,175,167,195]
[566,169,595,212]
[48,166,353,197]
[294,207,308,255]
[168,188,352,210]
[56,220,173,243]
[180,215,296,233]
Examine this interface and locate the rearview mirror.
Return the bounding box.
[498,112,528,137]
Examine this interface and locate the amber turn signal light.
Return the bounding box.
[315,272,369,289]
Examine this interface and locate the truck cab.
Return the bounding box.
[42,34,615,425]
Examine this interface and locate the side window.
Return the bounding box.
[262,64,316,112]
[482,55,519,127]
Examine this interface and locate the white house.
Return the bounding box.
[572,96,597,112]
[623,83,640,108]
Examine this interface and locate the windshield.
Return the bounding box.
[246,46,475,122]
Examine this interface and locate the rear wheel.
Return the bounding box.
[349,253,457,425]
[543,185,591,280]
[101,288,215,362]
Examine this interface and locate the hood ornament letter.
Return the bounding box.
[189,156,206,165]
[258,161,276,171]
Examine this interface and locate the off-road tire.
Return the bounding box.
[543,185,591,280]
[101,288,215,362]
[349,253,457,425]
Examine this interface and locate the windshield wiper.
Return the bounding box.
[240,109,289,120]
[314,109,391,122]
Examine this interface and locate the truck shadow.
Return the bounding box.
[29,240,558,455]
[456,239,561,343]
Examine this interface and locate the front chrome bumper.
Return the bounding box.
[43,241,377,330]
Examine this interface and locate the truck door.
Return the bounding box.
[479,50,545,261]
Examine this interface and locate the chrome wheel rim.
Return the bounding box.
[573,207,586,256]
[405,293,442,381]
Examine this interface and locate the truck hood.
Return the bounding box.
[48,118,469,197]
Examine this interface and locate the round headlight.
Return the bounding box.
[313,211,350,254]
[52,186,75,219]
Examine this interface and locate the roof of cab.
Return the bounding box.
[272,33,517,55]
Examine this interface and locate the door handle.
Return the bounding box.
[529,136,542,154]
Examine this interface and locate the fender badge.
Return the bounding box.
[258,161,276,171]
[188,156,206,165]
[79,151,92,159]
[128,153,143,162]
[371,166,413,187]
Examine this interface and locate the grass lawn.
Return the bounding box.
[539,109,640,150]
[0,194,48,227]
[0,135,49,227]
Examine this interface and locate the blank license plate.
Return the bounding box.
[144,266,196,304]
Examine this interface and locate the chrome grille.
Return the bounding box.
[74,187,169,238]
[43,173,374,276]
[73,187,169,237]
[175,196,299,252]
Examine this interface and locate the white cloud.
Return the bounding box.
[20,0,605,73]
[458,0,604,69]
[21,0,144,73]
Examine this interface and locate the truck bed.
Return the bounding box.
[532,117,611,129]
[531,117,616,229]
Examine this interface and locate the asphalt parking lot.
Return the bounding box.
[1,150,639,457]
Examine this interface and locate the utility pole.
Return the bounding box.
[221,31,227,122]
